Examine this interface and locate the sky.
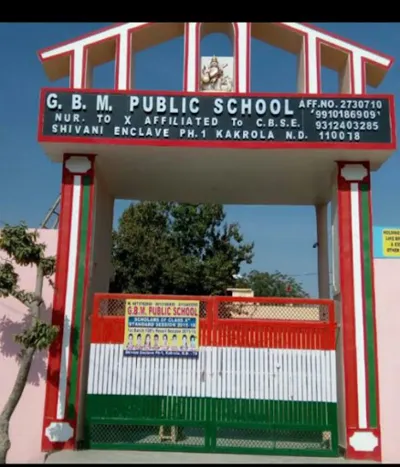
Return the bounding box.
[0,22,400,297]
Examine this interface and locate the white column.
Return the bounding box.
[315,203,330,298]
[236,22,250,93]
[339,56,353,94]
[297,36,306,93]
[183,22,198,92]
[70,46,86,88]
[116,29,131,90]
[306,33,319,94]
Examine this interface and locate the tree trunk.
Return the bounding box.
[32,265,44,320]
[0,347,35,464]
[0,266,43,464]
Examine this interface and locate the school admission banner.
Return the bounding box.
[123,299,200,358]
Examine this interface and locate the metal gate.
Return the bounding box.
[84,294,338,457]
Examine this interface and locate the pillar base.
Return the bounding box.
[346,428,381,461]
[42,419,76,451]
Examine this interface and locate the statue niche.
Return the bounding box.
[200,55,234,92]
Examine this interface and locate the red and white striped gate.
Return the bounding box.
[83,294,338,457]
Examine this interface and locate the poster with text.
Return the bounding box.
[382,228,400,257]
[123,299,200,358]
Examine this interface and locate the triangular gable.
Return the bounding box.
[38,22,393,89]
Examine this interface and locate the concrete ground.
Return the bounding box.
[45,450,376,464]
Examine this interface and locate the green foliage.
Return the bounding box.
[0,263,38,306]
[0,221,58,350]
[111,202,310,298]
[0,263,18,297]
[0,222,55,276]
[14,319,59,351]
[13,290,36,306]
[111,202,254,296]
[0,223,44,266]
[236,270,309,298]
[40,256,56,278]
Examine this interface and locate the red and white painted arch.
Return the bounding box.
[38,22,393,462]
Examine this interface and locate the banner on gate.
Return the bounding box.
[123,299,200,358]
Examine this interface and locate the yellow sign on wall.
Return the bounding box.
[123,299,200,358]
[382,229,400,257]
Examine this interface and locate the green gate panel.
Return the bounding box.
[85,394,338,457]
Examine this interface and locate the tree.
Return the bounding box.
[0,223,58,464]
[110,202,254,296]
[235,270,309,298]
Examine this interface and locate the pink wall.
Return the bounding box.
[0,229,57,464]
[375,258,400,463]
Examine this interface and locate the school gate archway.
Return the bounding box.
[37,22,396,462]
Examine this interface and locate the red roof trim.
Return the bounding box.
[37,22,126,61]
[302,22,394,66]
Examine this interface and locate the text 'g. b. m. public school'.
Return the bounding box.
[41,91,393,144]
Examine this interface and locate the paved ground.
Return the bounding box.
[45,450,376,464]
